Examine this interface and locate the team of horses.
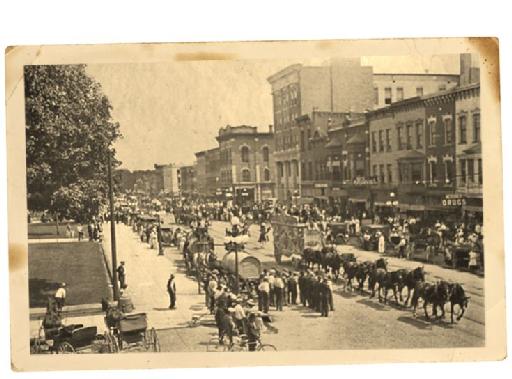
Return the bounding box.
[306,252,470,324]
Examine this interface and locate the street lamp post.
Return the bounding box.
[157,214,164,256]
[107,151,120,301]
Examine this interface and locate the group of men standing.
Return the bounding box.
[298,271,334,317]
[256,269,298,313]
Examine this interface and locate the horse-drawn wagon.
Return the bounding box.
[104,310,160,352]
[270,214,307,265]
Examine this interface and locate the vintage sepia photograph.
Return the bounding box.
[5,39,505,369]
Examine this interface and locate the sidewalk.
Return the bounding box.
[30,223,207,339]
[101,223,207,330]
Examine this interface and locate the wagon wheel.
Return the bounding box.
[103,331,119,353]
[151,328,160,352]
[56,341,75,354]
[30,338,42,354]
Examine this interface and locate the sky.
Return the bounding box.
[86,55,460,171]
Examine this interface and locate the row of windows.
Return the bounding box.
[240,146,270,163]
[239,168,271,182]
[371,113,480,153]
[374,85,447,106]
[370,159,482,186]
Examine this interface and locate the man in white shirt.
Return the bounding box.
[258,278,270,313]
[232,298,246,334]
[55,282,66,311]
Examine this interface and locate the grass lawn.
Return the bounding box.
[28,242,111,308]
[28,222,90,240]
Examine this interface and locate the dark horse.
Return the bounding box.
[370,268,404,304]
[447,282,470,323]
[411,281,451,320]
[396,266,425,307]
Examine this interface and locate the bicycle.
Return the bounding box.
[225,334,277,352]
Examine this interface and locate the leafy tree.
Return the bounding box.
[24,65,121,222]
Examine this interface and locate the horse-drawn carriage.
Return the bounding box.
[221,250,262,290]
[328,222,351,245]
[31,298,115,354]
[104,309,160,352]
[359,224,391,251]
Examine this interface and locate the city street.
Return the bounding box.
[100,220,484,351]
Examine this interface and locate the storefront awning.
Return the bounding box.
[398,150,425,161]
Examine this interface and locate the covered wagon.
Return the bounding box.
[221,251,262,281]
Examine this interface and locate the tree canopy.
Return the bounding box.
[25,64,121,222]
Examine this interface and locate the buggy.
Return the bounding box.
[105,310,160,352]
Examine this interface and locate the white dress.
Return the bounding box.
[378,235,385,254]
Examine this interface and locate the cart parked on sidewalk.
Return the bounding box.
[105,310,160,352]
[30,322,110,354]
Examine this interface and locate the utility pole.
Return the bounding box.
[108,151,120,301]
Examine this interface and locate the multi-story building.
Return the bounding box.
[154,163,180,196]
[297,111,349,204]
[267,59,374,202]
[216,125,275,205]
[422,90,457,219]
[368,96,427,217]
[455,83,481,220]
[194,148,221,198]
[179,165,196,196]
[372,73,459,109]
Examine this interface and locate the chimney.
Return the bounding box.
[268,124,274,134]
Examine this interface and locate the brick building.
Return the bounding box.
[267,59,374,202]
[154,163,180,196]
[454,83,481,219]
[216,125,275,205]
[194,148,220,198]
[372,73,459,109]
[179,165,196,196]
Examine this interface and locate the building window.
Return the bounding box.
[397,125,403,150]
[416,87,423,97]
[478,159,483,185]
[374,87,379,106]
[372,165,377,180]
[241,146,250,162]
[300,130,305,151]
[379,164,385,183]
[460,159,466,185]
[444,118,452,144]
[308,162,313,180]
[307,129,311,150]
[396,87,404,101]
[264,168,270,181]
[438,84,446,91]
[467,159,475,183]
[387,164,392,183]
[385,129,391,151]
[378,130,384,152]
[416,121,423,148]
[262,146,270,162]
[242,169,251,182]
[371,132,377,152]
[444,161,453,184]
[406,124,413,149]
[473,113,480,142]
[429,161,437,184]
[384,87,392,105]
[459,115,467,144]
[428,120,436,146]
[412,162,423,183]
[277,162,283,178]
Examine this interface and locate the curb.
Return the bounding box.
[30,303,104,320]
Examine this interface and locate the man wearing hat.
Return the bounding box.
[287,272,298,305]
[232,297,246,335]
[257,277,270,313]
[54,282,66,311]
[219,307,237,346]
[117,261,126,289]
[246,311,261,352]
[274,273,285,311]
[167,273,177,309]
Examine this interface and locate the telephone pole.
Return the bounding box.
[108,151,120,301]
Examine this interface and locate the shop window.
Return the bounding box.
[416,121,423,148]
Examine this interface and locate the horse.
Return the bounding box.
[342,260,360,291]
[411,281,451,320]
[447,282,470,323]
[370,268,404,304]
[396,266,425,307]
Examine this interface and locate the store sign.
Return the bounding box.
[442,194,466,206]
[314,183,328,188]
